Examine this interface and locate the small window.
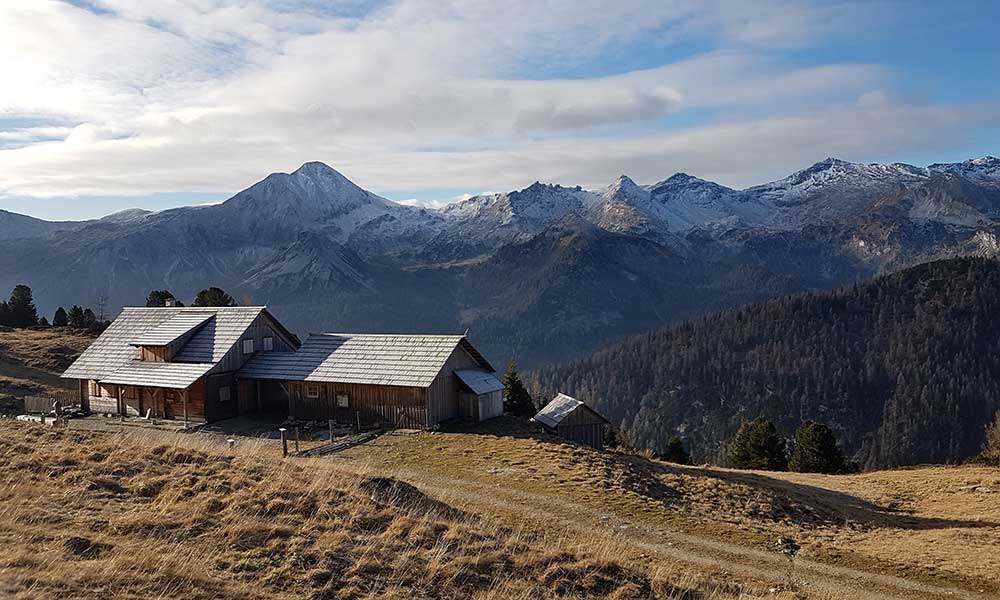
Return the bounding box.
[336,393,349,408]
[306,384,320,399]
[219,386,231,403]
[242,338,254,354]
[262,336,274,352]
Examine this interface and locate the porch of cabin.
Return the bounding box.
[83,378,206,423]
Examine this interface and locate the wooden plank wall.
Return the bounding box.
[287,381,429,429]
[426,346,482,425]
[555,405,607,450]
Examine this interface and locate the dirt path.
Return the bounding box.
[377,467,993,600]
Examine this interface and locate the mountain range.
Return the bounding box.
[1,156,999,366]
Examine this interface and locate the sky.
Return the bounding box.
[1,0,998,220]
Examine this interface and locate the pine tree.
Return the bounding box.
[0,301,9,327]
[37,316,50,327]
[82,308,97,329]
[501,361,535,417]
[7,284,38,327]
[193,287,236,307]
[53,307,68,327]
[67,305,86,328]
[661,437,692,465]
[788,421,847,474]
[727,417,787,471]
[983,410,1000,465]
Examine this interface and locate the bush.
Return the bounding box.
[660,437,691,465]
[788,421,847,474]
[727,417,787,471]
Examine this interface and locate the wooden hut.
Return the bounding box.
[532,393,610,450]
[237,333,501,429]
[61,306,299,423]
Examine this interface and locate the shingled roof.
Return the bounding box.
[533,393,610,429]
[239,333,494,388]
[62,306,290,382]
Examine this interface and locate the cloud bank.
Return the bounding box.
[0,0,996,211]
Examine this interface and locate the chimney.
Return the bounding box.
[164,298,176,307]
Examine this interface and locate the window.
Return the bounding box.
[242,338,254,354]
[306,384,320,399]
[262,336,274,352]
[336,393,349,408]
[219,386,231,403]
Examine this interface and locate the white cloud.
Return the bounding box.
[0,0,989,206]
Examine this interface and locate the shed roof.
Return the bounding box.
[62,306,292,382]
[99,361,215,389]
[454,369,503,395]
[239,333,494,388]
[128,312,214,346]
[532,393,610,429]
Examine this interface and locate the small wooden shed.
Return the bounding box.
[532,393,610,450]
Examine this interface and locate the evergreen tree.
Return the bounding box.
[67,305,86,328]
[982,410,1000,465]
[502,361,535,417]
[727,417,787,471]
[82,308,97,329]
[661,437,692,465]
[7,284,38,327]
[788,421,847,474]
[52,306,68,327]
[146,289,182,307]
[193,287,236,307]
[0,301,9,327]
[37,316,50,327]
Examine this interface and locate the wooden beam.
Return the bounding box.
[182,388,189,426]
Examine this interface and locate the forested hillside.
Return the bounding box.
[528,257,1000,469]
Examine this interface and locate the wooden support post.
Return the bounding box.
[117,385,124,421]
[329,419,334,442]
[256,379,262,413]
[182,388,189,428]
[279,428,288,458]
[294,427,300,453]
[355,411,361,433]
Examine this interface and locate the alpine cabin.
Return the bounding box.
[238,333,503,429]
[533,393,611,450]
[61,306,299,423]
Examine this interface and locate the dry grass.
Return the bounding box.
[337,418,1000,597]
[0,421,813,600]
[0,328,92,410]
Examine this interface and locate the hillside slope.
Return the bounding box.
[528,257,1000,469]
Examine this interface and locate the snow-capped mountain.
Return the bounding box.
[1,156,998,366]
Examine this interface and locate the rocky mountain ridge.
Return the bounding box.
[1,156,998,365]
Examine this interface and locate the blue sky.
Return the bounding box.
[1,0,998,220]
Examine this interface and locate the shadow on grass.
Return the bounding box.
[438,416,1000,532]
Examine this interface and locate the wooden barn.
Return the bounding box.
[237,333,502,429]
[61,306,299,422]
[532,393,611,450]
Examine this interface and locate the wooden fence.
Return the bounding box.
[22,395,79,415]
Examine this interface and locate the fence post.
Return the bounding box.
[329,419,334,442]
[279,428,287,458]
[356,411,361,433]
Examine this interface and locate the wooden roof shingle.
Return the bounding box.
[532,393,610,429]
[62,306,270,381]
[239,333,493,388]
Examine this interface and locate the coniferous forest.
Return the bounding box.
[527,257,1000,469]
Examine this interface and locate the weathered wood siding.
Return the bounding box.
[287,381,429,429]
[426,346,482,425]
[205,312,297,420]
[140,346,168,362]
[83,379,206,421]
[555,406,607,450]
